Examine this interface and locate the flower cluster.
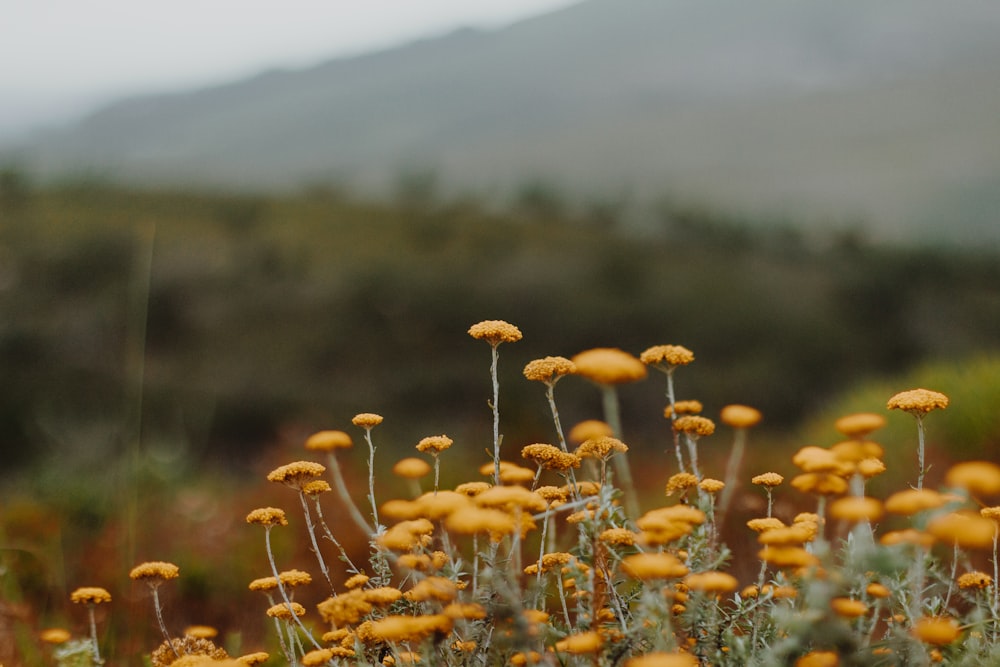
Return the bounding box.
[42,321,1000,667]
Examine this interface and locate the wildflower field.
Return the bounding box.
[20,316,1000,667]
[3,184,1000,666]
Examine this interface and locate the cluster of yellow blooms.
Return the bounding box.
[39,321,1000,667]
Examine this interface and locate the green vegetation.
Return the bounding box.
[1,180,1000,664]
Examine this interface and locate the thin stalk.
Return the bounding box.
[601,385,638,516]
[150,586,179,659]
[684,434,702,480]
[264,526,322,650]
[362,427,380,528]
[993,531,999,640]
[312,497,362,574]
[915,414,927,490]
[298,492,333,591]
[86,606,102,665]
[717,428,746,524]
[324,452,373,535]
[490,343,502,484]
[665,369,685,473]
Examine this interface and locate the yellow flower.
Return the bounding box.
[184,625,218,639]
[758,546,819,569]
[443,603,486,621]
[39,628,72,644]
[266,461,326,488]
[665,472,699,496]
[344,573,370,589]
[279,569,312,587]
[829,496,883,523]
[352,412,384,428]
[912,616,961,646]
[415,435,453,454]
[246,507,288,526]
[567,419,614,444]
[248,576,279,592]
[830,597,868,619]
[445,506,517,537]
[927,511,997,549]
[304,429,353,451]
[684,571,738,593]
[404,577,459,603]
[475,485,547,513]
[640,344,695,368]
[884,488,948,515]
[509,651,543,666]
[887,388,949,415]
[571,348,647,384]
[392,457,432,479]
[880,529,935,548]
[866,582,891,598]
[366,614,453,643]
[672,416,715,437]
[266,602,305,619]
[468,320,522,345]
[70,587,111,604]
[958,571,992,589]
[720,404,762,429]
[664,400,703,417]
[521,443,580,471]
[576,436,629,460]
[129,561,180,582]
[752,472,784,487]
[302,480,331,496]
[454,481,491,497]
[236,653,271,666]
[795,652,839,667]
[747,517,786,533]
[599,527,637,546]
[699,478,725,494]
[624,652,699,667]
[790,473,848,496]
[554,631,604,654]
[834,413,887,439]
[757,524,817,547]
[620,553,689,580]
[857,458,886,479]
[302,649,336,667]
[523,356,576,383]
[792,446,853,475]
[945,461,1000,496]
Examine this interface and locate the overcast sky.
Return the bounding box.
[1,0,579,135]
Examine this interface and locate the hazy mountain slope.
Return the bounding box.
[13,0,1000,241]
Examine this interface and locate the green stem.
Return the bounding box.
[601,384,638,516]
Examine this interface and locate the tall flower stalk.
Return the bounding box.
[468,320,523,484]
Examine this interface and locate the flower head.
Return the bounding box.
[664,400,703,417]
[640,345,695,369]
[912,616,961,646]
[521,443,580,471]
[834,413,886,439]
[571,348,647,385]
[70,587,112,604]
[567,420,613,444]
[416,435,453,455]
[887,388,949,415]
[304,430,353,451]
[351,413,384,428]
[246,507,288,526]
[129,561,180,583]
[393,457,432,479]
[945,461,1000,496]
[576,436,629,460]
[720,404,762,429]
[752,472,784,487]
[468,320,522,345]
[266,461,326,489]
[673,416,715,438]
[958,571,992,590]
[523,356,576,384]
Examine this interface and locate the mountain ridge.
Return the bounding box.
[9,0,1000,243]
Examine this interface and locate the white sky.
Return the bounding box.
[0,1,579,134]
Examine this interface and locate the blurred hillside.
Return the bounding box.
[7,0,1000,244]
[2,178,1000,484]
